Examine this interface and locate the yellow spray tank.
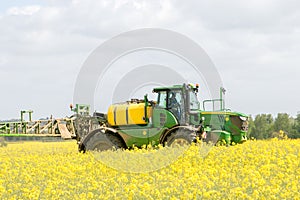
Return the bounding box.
[107,99,153,126]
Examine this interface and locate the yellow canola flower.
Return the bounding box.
[0,139,300,199]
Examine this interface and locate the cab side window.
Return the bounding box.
[157,91,167,108]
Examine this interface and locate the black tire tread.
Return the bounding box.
[165,129,196,147]
[81,130,125,152]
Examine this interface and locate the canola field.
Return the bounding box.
[0,139,300,199]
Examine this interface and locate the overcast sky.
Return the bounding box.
[0,0,299,119]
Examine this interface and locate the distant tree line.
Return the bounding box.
[248,113,300,139]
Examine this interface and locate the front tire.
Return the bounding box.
[165,129,196,147]
[204,131,220,145]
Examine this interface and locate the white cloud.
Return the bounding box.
[7,5,41,16]
[0,0,299,118]
[0,56,7,66]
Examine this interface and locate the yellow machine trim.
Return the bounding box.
[107,103,152,126]
[201,111,232,115]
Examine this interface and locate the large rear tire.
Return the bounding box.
[79,129,125,152]
[204,131,220,144]
[165,129,196,147]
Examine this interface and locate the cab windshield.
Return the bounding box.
[189,91,200,111]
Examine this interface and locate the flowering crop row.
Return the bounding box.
[0,139,299,199]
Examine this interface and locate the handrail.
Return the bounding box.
[203,99,225,111]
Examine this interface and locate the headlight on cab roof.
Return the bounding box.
[239,116,247,121]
